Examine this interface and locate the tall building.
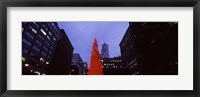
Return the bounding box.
[71,53,85,75]
[102,56,128,75]
[119,22,178,75]
[101,43,109,58]
[48,29,74,75]
[22,22,74,75]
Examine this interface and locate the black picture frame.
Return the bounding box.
[0,0,199,97]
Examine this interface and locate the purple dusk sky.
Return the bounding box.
[58,22,129,65]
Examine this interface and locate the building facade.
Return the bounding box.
[102,57,127,75]
[48,29,74,75]
[101,43,109,58]
[22,22,74,75]
[119,22,178,75]
[71,53,86,75]
[82,62,88,75]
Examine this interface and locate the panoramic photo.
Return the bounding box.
[22,22,178,75]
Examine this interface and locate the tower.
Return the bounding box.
[101,43,109,58]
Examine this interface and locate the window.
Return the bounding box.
[40,58,45,62]
[53,37,56,41]
[29,26,37,34]
[50,46,53,50]
[48,55,51,59]
[40,29,47,36]
[30,52,36,57]
[32,28,37,34]
[49,51,52,55]
[38,34,44,40]
[45,41,50,46]
[22,38,31,46]
[33,22,39,28]
[22,48,29,54]
[43,24,48,31]
[47,35,51,40]
[51,41,54,45]
[49,31,52,36]
[25,32,34,40]
[36,40,42,46]
[43,46,48,52]
[33,46,40,52]
[48,23,51,26]
[46,61,49,65]
[41,52,46,57]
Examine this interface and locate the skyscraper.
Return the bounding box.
[22,22,61,75]
[101,43,109,58]
[119,22,178,75]
[22,22,74,75]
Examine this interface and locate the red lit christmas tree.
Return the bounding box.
[87,38,103,75]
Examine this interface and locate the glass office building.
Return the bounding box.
[22,22,61,75]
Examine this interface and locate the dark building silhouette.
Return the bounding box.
[119,22,178,75]
[71,53,86,75]
[101,43,109,58]
[22,22,74,75]
[102,57,128,75]
[70,65,79,75]
[48,29,74,75]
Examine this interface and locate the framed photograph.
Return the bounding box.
[0,0,199,97]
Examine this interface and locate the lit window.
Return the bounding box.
[40,58,45,62]
[46,61,49,64]
[53,37,56,41]
[22,57,26,62]
[47,35,51,40]
[49,32,52,36]
[41,29,47,36]
[32,28,37,34]
[34,71,41,75]
[25,64,29,67]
